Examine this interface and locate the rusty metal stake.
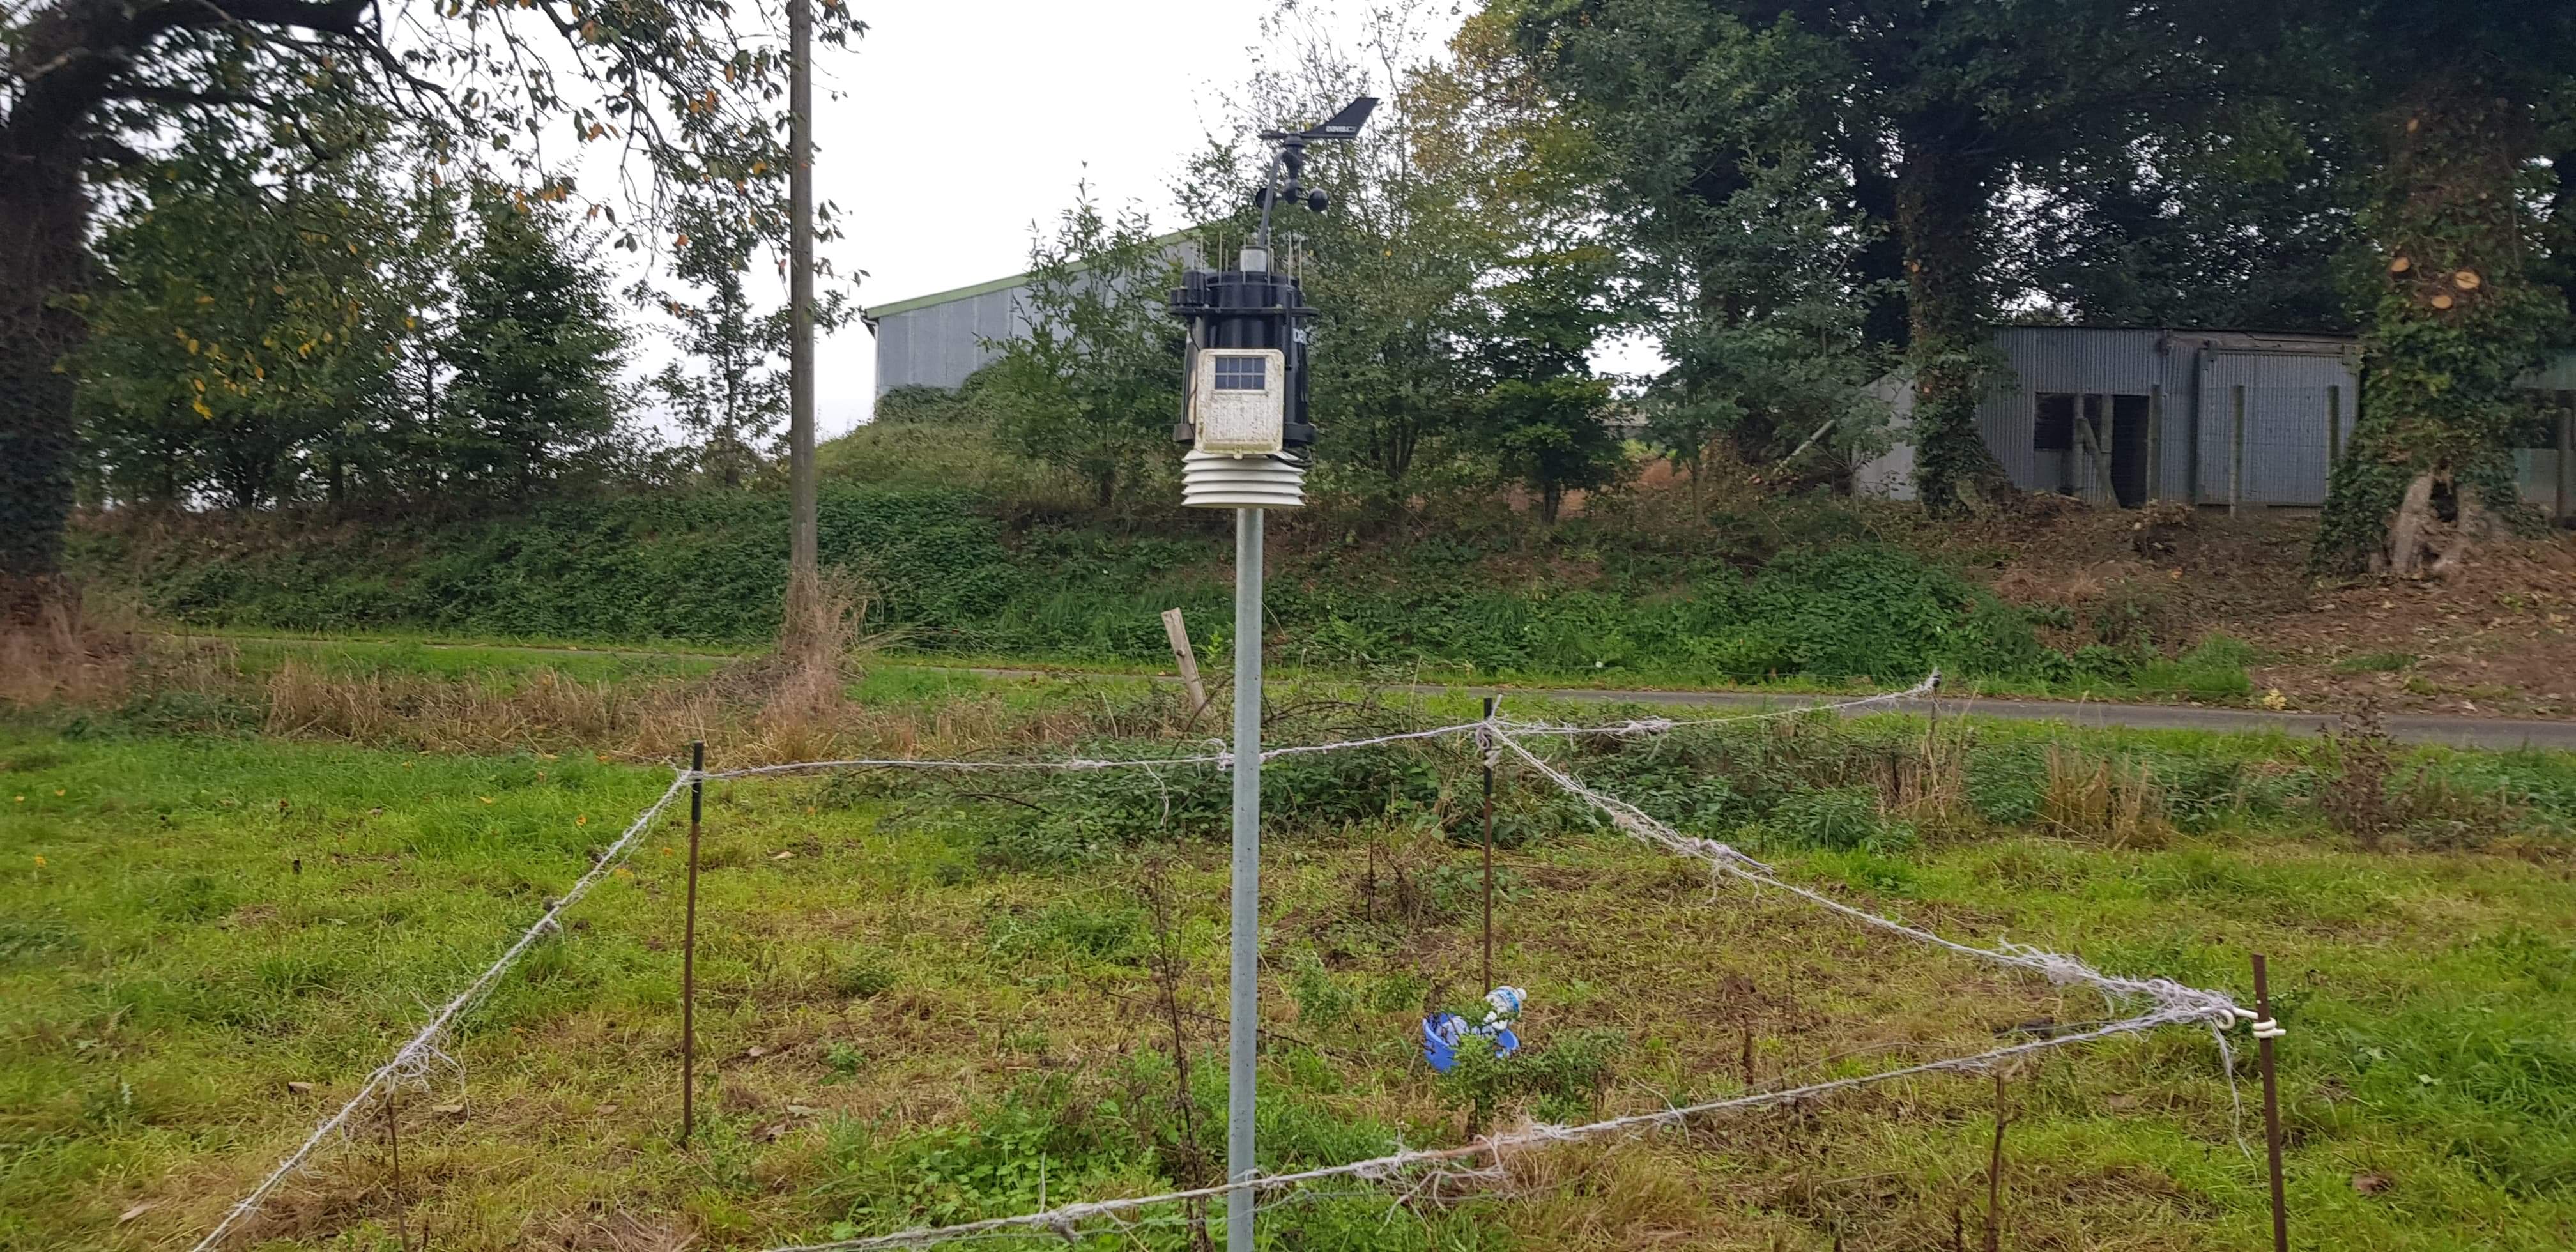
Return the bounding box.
[383,1083,407,1252]
[680,740,705,1145]
[1480,696,1498,993]
[2255,953,2288,1252]
[1984,1071,2010,1252]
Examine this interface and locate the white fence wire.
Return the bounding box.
[188,770,696,1252]
[185,673,2269,1251]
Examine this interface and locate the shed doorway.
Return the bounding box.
[2106,395,2149,507]
[2036,392,2152,507]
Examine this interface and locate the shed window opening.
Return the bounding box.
[1212,356,1268,391]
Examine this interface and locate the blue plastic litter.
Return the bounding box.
[1423,986,1527,1073]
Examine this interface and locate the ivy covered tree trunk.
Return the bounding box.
[0,123,88,622]
[1896,126,2009,515]
[2315,77,2563,577]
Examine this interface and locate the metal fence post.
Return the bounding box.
[2255,954,2289,1252]
[680,741,704,1145]
[1480,696,1498,994]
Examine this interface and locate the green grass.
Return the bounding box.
[3,703,2572,1250]
[223,636,732,686]
[2131,634,2260,701]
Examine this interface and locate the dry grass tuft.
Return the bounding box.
[265,661,643,751]
[0,594,137,708]
[540,1210,700,1251]
[1882,716,1976,837]
[2039,746,2172,848]
[1490,1136,1732,1245]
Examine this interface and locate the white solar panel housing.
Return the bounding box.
[1192,349,1287,455]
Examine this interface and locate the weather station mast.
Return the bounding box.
[1165,93,1374,1248]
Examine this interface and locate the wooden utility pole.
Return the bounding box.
[786,0,819,602]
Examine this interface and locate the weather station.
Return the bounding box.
[1165,93,1374,1248]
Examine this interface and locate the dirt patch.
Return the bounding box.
[1924,494,2576,714]
[2252,538,2576,717]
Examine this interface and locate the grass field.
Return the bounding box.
[164,623,2270,710]
[4,666,2575,1251]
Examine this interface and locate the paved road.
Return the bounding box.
[207,634,2576,752]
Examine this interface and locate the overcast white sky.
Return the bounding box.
[794,1,1466,438]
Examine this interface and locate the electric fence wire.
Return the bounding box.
[751,1011,2195,1252]
[183,671,2272,1249]
[185,770,696,1252]
[696,675,1950,782]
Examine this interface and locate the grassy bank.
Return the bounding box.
[4,661,2573,1249]
[72,485,2264,701]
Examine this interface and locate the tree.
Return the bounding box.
[72,122,412,510]
[1181,7,1502,510]
[442,189,628,501]
[1,0,863,618]
[1475,242,1627,523]
[2312,4,2576,575]
[983,188,1181,510]
[645,216,788,489]
[2004,114,2362,333]
[1516,0,2230,513]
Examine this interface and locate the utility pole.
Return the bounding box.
[1167,95,1374,1251]
[786,0,819,606]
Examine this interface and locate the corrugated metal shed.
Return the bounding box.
[867,278,1027,394]
[1862,326,2378,508]
[862,230,1206,397]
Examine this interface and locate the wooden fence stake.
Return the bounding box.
[680,740,705,1145]
[1162,609,1209,715]
[2255,953,2289,1252]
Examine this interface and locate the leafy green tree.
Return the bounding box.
[645,215,788,488]
[374,183,467,500]
[2312,5,2576,574]
[72,126,411,509]
[1482,373,1624,523]
[983,188,1181,510]
[1475,247,1628,523]
[2006,114,2362,333]
[1,0,863,618]
[1515,0,2228,513]
[443,190,629,501]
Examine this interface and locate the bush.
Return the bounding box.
[1437,1027,1624,1130]
[1764,785,1911,851]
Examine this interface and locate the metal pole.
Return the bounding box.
[1226,508,1264,1249]
[786,0,818,590]
[680,741,705,1144]
[1480,695,1497,994]
[2255,954,2288,1252]
[383,1083,406,1252]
